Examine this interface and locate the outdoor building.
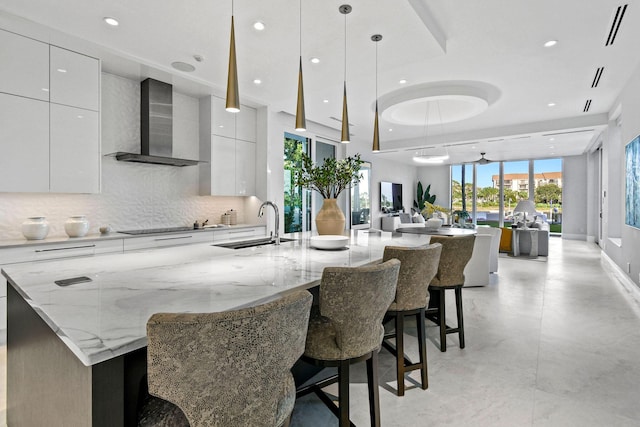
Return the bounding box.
[492,172,563,192]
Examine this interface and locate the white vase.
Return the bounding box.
[21,217,49,240]
[65,215,89,237]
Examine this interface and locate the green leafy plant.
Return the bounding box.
[294,153,363,199]
[413,181,437,211]
[452,209,470,222]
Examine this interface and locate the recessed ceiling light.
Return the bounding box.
[253,79,262,85]
[41,88,49,92]
[219,125,224,128]
[310,57,320,64]
[323,99,329,103]
[544,40,558,47]
[253,21,265,31]
[57,68,67,73]
[549,137,555,141]
[548,102,556,107]
[471,146,476,149]
[171,62,195,72]
[399,79,407,84]
[103,17,119,26]
[388,128,393,132]
[77,115,84,119]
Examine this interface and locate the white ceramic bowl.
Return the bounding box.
[310,235,349,250]
[426,218,443,230]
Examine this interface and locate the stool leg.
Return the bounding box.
[338,360,350,427]
[395,313,405,396]
[366,351,381,427]
[455,286,465,349]
[416,308,428,389]
[439,289,447,352]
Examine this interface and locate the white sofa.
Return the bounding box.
[476,226,502,273]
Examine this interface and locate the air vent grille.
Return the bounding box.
[592,67,604,88]
[329,116,355,126]
[606,4,627,46]
[584,99,592,112]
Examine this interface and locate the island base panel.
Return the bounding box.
[7,284,146,426]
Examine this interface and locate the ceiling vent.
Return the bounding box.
[443,141,476,148]
[329,116,355,126]
[584,99,592,112]
[543,129,595,137]
[591,67,604,88]
[605,4,627,46]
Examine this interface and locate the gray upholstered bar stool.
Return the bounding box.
[297,259,400,427]
[138,290,313,427]
[426,235,476,352]
[381,243,442,396]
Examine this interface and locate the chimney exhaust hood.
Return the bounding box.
[113,78,200,167]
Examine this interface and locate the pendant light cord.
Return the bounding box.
[344,12,347,83]
[299,0,302,57]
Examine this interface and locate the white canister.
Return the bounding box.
[21,217,49,240]
[65,215,90,237]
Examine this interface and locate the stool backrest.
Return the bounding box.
[146,290,313,427]
[428,235,476,287]
[383,243,442,311]
[319,259,400,359]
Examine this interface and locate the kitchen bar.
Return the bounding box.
[2,231,429,426]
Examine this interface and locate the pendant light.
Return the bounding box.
[295,0,306,131]
[371,34,382,152]
[226,0,240,113]
[339,4,352,143]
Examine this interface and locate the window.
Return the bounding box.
[283,133,310,233]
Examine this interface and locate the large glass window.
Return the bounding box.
[503,160,530,224]
[451,164,474,224]
[476,162,500,226]
[283,133,311,233]
[534,158,562,232]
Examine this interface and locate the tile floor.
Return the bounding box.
[291,239,640,426]
[1,239,640,426]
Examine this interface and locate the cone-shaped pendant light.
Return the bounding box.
[372,34,382,152]
[226,2,240,113]
[295,0,306,131]
[295,58,306,130]
[339,4,352,144]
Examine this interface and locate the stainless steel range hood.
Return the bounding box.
[113,78,200,167]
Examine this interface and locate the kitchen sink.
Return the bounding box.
[213,237,298,250]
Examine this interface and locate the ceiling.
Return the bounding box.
[0,0,637,165]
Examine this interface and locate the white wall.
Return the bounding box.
[601,58,640,286]
[0,72,260,240]
[562,154,589,240]
[417,165,451,209]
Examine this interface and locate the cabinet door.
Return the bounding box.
[236,105,256,142]
[211,135,236,196]
[50,104,100,193]
[0,93,49,192]
[0,29,49,101]
[235,139,256,196]
[210,96,235,138]
[50,46,100,111]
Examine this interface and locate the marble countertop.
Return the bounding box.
[0,223,265,249]
[2,231,429,366]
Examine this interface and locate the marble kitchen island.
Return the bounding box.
[2,231,429,426]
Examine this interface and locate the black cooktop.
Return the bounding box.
[118,227,193,235]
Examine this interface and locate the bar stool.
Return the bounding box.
[297,259,400,427]
[139,290,313,427]
[426,235,475,352]
[381,244,442,396]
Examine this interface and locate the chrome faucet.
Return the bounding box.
[258,201,280,245]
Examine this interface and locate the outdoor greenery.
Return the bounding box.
[284,137,306,232]
[293,152,364,199]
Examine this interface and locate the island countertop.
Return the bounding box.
[2,231,429,366]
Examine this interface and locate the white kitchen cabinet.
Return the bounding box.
[235,139,256,196]
[0,29,101,194]
[123,232,213,252]
[236,104,257,143]
[0,29,49,101]
[200,96,257,196]
[0,93,49,192]
[50,46,100,111]
[210,135,237,196]
[212,226,266,242]
[50,104,100,193]
[0,239,124,265]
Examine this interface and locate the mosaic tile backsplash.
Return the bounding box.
[0,73,262,240]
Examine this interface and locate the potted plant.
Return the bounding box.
[294,152,363,235]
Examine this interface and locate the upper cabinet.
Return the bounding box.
[50,46,100,111]
[200,96,257,196]
[0,29,49,101]
[0,29,101,194]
